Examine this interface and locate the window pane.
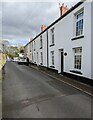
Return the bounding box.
[41,52,43,64]
[51,51,54,66]
[74,48,82,70]
[76,10,84,36]
[51,28,54,44]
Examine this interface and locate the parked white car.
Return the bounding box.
[17,57,27,65]
[13,57,19,62]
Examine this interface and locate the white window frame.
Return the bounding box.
[34,41,35,51]
[73,47,82,71]
[40,35,43,49]
[51,51,54,66]
[40,52,43,65]
[75,9,84,37]
[50,28,54,45]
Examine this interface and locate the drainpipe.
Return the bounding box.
[46,30,49,68]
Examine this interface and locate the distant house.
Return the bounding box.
[0,41,5,53]
[0,40,7,69]
[24,0,93,82]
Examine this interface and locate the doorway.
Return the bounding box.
[60,49,64,73]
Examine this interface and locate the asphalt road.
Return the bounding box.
[2,62,92,118]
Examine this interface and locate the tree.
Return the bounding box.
[19,46,24,53]
[20,49,24,53]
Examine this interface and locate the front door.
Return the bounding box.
[61,50,64,73]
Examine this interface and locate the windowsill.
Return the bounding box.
[71,35,84,40]
[50,66,55,68]
[50,44,55,47]
[70,70,82,75]
[40,47,42,49]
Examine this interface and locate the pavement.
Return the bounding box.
[2,62,92,118]
[29,64,93,96]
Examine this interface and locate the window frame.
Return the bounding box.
[40,52,43,65]
[51,51,54,66]
[75,9,84,37]
[40,35,43,49]
[73,47,82,71]
[34,41,35,51]
[50,27,55,46]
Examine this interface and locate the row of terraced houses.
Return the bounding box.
[24,0,93,84]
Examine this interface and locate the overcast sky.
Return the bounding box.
[0,0,80,46]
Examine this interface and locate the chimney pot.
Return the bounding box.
[62,3,64,6]
[41,25,47,32]
[60,3,69,17]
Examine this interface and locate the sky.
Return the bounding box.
[0,0,80,46]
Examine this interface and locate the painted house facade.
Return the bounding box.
[25,41,32,62]
[24,0,93,81]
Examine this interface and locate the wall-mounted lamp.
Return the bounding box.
[64,52,67,56]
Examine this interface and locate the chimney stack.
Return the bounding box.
[60,3,69,17]
[41,25,47,32]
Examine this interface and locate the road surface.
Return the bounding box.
[2,62,92,118]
